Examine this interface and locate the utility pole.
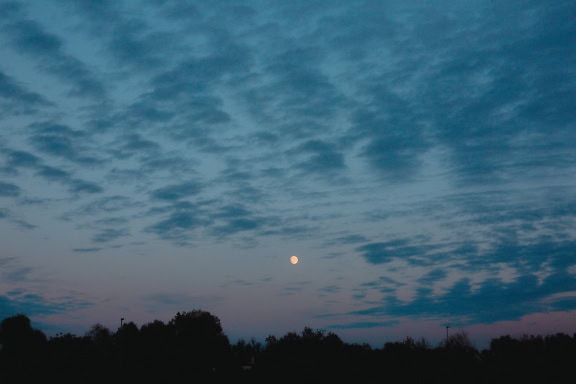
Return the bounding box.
[446,325,450,339]
[121,317,124,327]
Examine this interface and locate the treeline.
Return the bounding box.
[1,311,575,383]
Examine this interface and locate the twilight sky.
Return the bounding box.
[1,0,575,350]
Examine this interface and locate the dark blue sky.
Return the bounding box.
[1,0,575,349]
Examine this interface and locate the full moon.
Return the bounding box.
[290,255,299,265]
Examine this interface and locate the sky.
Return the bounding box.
[1,0,575,351]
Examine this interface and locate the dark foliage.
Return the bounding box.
[1,312,575,383]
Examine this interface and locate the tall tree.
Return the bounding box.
[168,310,232,378]
[0,314,47,380]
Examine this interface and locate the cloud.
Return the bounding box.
[324,234,369,247]
[5,150,41,169]
[0,291,92,325]
[112,134,161,159]
[73,248,102,253]
[356,238,442,266]
[0,208,35,229]
[145,201,209,242]
[68,179,103,195]
[28,122,103,165]
[65,196,140,217]
[66,0,179,72]
[347,237,576,327]
[142,292,223,313]
[418,269,447,286]
[35,166,72,182]
[0,257,92,323]
[0,146,104,200]
[328,320,399,330]
[292,139,346,178]
[0,2,105,98]
[0,181,20,197]
[210,204,267,236]
[150,181,204,201]
[347,95,429,181]
[92,228,129,243]
[0,70,52,114]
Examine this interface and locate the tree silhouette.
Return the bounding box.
[0,314,48,380]
[47,331,100,383]
[438,331,482,384]
[257,326,351,380]
[115,321,141,374]
[379,336,437,383]
[1,311,575,383]
[167,310,232,379]
[136,319,171,379]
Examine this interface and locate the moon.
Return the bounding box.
[290,255,299,265]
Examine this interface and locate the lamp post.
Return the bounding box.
[446,325,450,339]
[121,317,124,327]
